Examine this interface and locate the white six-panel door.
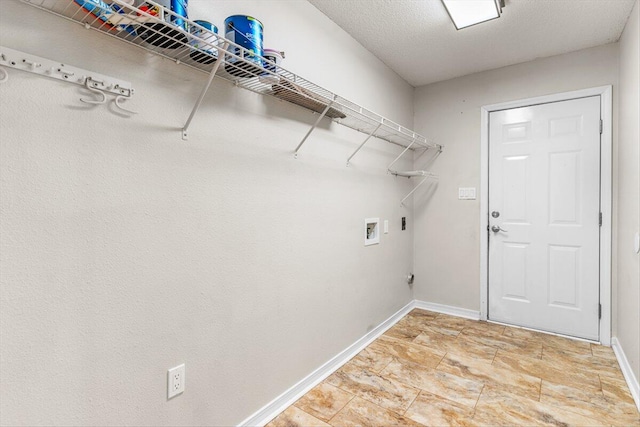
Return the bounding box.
[488,96,601,341]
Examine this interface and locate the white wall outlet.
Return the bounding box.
[167,364,185,399]
[458,187,477,200]
[364,218,380,246]
[383,220,389,234]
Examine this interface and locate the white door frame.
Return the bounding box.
[479,86,612,345]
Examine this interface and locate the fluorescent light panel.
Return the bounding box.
[442,0,500,30]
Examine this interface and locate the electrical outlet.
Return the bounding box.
[168,364,185,399]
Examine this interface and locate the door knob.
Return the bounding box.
[491,225,508,233]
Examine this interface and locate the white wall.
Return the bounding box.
[0,1,416,425]
[617,0,640,383]
[412,44,619,312]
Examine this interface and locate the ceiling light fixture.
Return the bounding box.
[441,0,504,30]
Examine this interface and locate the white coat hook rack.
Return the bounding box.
[0,45,135,113]
[387,138,442,206]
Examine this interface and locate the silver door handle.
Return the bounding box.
[491,225,508,233]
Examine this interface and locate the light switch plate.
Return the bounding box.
[383,220,389,234]
[458,187,476,200]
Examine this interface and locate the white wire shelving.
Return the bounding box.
[20,0,442,205]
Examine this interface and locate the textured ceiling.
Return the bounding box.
[307,0,636,87]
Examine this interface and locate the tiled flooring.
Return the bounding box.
[267,309,640,426]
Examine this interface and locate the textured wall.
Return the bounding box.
[617,0,640,384]
[0,1,416,425]
[412,44,619,312]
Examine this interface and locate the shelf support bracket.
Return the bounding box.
[182,42,229,141]
[346,122,382,166]
[384,137,438,206]
[294,95,337,158]
[387,138,416,172]
[400,174,433,207]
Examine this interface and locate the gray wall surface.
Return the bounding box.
[0,1,416,424]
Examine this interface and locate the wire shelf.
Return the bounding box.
[21,0,441,152]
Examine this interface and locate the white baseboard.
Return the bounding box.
[237,300,416,427]
[413,300,480,320]
[611,337,640,411]
[238,300,482,426]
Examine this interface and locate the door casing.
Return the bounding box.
[479,86,612,345]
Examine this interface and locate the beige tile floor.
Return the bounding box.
[267,309,640,427]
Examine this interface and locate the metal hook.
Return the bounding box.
[0,66,8,84]
[80,78,106,104]
[114,95,137,114]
